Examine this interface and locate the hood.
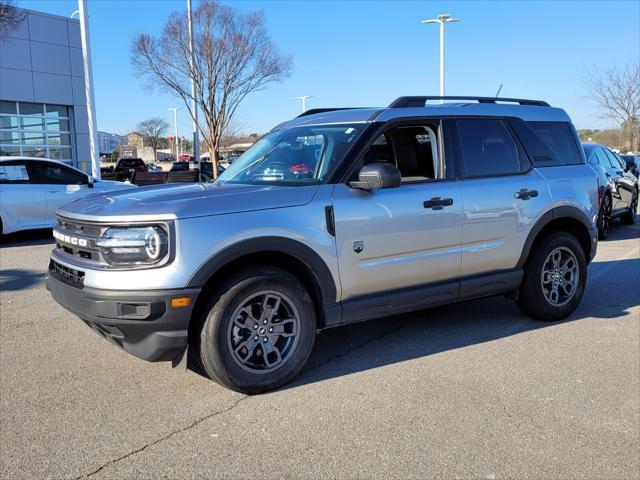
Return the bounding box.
[57,182,320,222]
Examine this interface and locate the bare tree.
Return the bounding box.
[0,0,25,39]
[583,62,640,151]
[131,0,292,178]
[136,117,169,161]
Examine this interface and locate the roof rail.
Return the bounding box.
[296,107,361,118]
[388,96,550,108]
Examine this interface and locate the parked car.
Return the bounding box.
[583,143,638,239]
[46,96,599,393]
[114,157,147,179]
[620,154,640,178]
[170,161,190,172]
[0,157,136,235]
[198,161,225,182]
[146,163,164,173]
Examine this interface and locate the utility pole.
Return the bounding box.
[421,13,461,100]
[187,0,200,163]
[77,0,100,179]
[169,107,181,159]
[293,95,313,113]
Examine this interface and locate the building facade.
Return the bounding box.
[0,9,92,172]
[98,131,126,155]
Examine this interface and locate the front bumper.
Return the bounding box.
[46,273,200,362]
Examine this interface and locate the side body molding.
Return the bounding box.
[516,206,597,267]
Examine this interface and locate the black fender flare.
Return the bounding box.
[516,206,596,267]
[186,236,338,306]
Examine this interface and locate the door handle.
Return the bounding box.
[424,197,454,210]
[514,188,539,200]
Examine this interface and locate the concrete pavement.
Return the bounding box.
[1,222,638,479]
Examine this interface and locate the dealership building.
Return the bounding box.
[0,8,93,173]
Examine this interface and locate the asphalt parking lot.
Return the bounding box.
[1,221,639,480]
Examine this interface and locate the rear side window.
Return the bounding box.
[0,163,30,183]
[526,121,582,166]
[456,119,521,177]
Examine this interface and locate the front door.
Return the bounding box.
[332,122,462,301]
[26,161,90,224]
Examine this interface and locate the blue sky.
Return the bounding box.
[18,0,640,136]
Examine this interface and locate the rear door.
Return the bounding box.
[26,161,91,224]
[452,118,551,277]
[603,149,634,211]
[0,160,47,231]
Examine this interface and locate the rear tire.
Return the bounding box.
[517,232,586,321]
[597,193,612,240]
[198,266,316,394]
[620,188,638,225]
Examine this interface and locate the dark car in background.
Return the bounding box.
[583,143,638,238]
[114,157,147,180]
[621,154,640,178]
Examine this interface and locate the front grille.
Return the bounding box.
[49,259,85,288]
[53,218,105,263]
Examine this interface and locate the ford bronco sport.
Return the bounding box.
[46,96,599,393]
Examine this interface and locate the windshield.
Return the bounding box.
[215,124,364,185]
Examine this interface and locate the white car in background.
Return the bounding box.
[0,157,136,235]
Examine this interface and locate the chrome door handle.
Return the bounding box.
[515,189,538,200]
[424,197,453,210]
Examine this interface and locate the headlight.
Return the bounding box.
[96,226,169,266]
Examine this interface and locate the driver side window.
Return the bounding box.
[363,124,440,182]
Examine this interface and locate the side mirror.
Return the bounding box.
[349,163,401,190]
[625,161,635,172]
[86,175,95,188]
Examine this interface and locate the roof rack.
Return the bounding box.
[296,107,362,118]
[388,96,550,108]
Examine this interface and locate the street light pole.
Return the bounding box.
[169,107,181,159]
[421,13,461,99]
[293,95,313,113]
[77,0,100,179]
[187,0,200,162]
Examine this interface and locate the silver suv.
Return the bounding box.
[46,96,599,393]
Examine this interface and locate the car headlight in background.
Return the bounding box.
[96,226,169,266]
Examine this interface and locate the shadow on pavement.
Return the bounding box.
[287,254,640,390]
[0,228,54,248]
[0,268,46,292]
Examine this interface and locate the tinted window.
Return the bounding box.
[595,149,613,168]
[27,161,86,185]
[456,119,520,177]
[0,162,29,183]
[526,121,581,165]
[117,158,144,169]
[604,150,625,170]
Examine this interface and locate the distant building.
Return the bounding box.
[127,132,145,148]
[98,131,126,155]
[0,8,92,172]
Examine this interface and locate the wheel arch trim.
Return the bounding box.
[517,206,596,267]
[186,236,338,305]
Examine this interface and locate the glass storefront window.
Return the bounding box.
[19,103,44,116]
[0,101,74,163]
[0,101,18,115]
[0,116,19,129]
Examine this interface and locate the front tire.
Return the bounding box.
[620,188,638,225]
[517,232,587,321]
[198,266,316,394]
